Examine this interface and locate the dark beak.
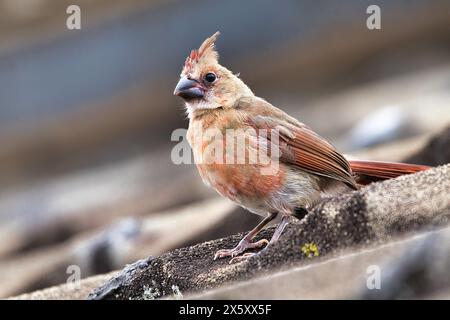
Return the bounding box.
[173,76,204,100]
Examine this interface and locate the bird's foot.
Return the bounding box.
[229,252,258,264]
[214,238,269,262]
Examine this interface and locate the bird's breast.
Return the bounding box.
[187,115,285,202]
[196,162,285,202]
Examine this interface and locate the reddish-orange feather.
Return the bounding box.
[349,160,430,180]
[246,116,358,189]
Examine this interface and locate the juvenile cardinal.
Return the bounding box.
[173,32,430,263]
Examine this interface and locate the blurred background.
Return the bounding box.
[1,0,450,298]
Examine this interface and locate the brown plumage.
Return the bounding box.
[173,32,430,263]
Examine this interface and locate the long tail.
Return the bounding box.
[349,159,431,185]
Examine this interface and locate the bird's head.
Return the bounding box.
[174,32,253,116]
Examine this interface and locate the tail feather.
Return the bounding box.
[349,160,431,185]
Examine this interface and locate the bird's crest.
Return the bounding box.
[183,31,220,74]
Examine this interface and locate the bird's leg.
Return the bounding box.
[229,215,291,263]
[214,212,277,261]
[268,215,290,244]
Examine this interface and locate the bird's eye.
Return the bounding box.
[204,72,216,83]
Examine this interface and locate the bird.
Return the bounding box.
[173,32,430,263]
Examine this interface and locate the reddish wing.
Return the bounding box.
[246,115,358,189]
[283,125,358,189]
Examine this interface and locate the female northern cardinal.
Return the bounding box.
[173,32,430,263]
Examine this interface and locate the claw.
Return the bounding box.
[213,238,269,261]
[229,252,257,264]
[214,249,232,260]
